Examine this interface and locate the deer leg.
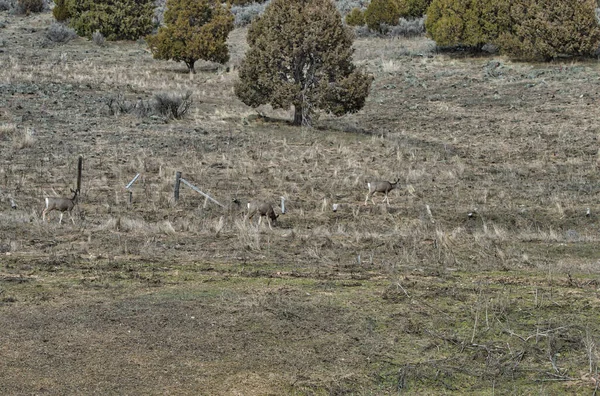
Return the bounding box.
[69,210,75,224]
[42,209,47,222]
[258,216,262,227]
[59,212,64,224]
[384,193,390,205]
[267,217,273,230]
[364,193,371,206]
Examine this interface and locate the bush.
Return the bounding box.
[497,0,600,60]
[146,0,234,73]
[364,0,400,34]
[16,0,43,14]
[69,0,154,40]
[336,0,368,16]
[232,1,270,27]
[345,7,364,26]
[106,92,193,120]
[153,91,192,119]
[106,94,152,118]
[425,0,510,49]
[0,0,12,11]
[46,22,77,42]
[52,0,71,21]
[235,0,373,126]
[388,16,425,37]
[396,0,432,18]
[92,30,105,46]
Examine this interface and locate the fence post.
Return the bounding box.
[77,156,83,193]
[174,171,182,202]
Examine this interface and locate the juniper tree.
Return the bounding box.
[497,0,600,61]
[234,0,373,126]
[67,0,154,40]
[146,0,234,73]
[425,0,510,50]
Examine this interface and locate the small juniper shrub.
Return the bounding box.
[16,0,43,14]
[92,30,105,46]
[153,91,193,120]
[232,1,270,28]
[397,0,432,18]
[426,0,510,50]
[364,0,400,34]
[46,22,77,43]
[345,7,365,26]
[52,0,70,21]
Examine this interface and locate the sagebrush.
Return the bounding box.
[46,22,77,43]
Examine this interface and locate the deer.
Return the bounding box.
[245,201,279,230]
[42,189,79,224]
[365,179,400,206]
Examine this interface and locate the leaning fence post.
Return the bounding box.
[178,177,224,207]
[125,173,140,206]
[174,171,182,202]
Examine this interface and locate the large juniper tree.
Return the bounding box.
[497,0,600,61]
[62,0,154,40]
[146,0,234,73]
[235,0,373,126]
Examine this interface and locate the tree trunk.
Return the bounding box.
[186,60,196,74]
[293,105,303,126]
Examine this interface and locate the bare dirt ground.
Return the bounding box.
[2,11,600,395]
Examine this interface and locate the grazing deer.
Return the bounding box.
[42,189,79,224]
[245,201,279,230]
[365,179,400,206]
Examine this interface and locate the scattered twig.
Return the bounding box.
[395,281,410,298]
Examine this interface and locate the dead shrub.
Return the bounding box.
[152,91,192,120]
[92,30,105,46]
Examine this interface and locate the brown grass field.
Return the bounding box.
[2,10,600,395]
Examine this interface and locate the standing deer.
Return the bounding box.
[365,179,400,206]
[42,189,79,224]
[245,201,279,230]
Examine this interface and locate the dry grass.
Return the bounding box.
[2,10,600,395]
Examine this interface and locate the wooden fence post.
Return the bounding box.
[77,156,83,193]
[174,171,182,202]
